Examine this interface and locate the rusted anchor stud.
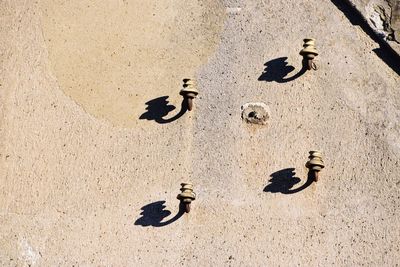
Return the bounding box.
[177,183,196,213]
[305,151,325,182]
[299,38,319,70]
[179,79,198,111]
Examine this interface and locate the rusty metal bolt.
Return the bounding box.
[305,151,325,182]
[299,38,319,70]
[177,183,196,213]
[179,79,198,111]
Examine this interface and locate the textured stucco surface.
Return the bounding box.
[1,0,400,266]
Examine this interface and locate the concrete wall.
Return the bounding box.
[1,0,399,266]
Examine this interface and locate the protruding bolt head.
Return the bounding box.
[179,79,198,98]
[180,79,198,111]
[305,150,325,181]
[300,38,318,64]
[177,183,196,213]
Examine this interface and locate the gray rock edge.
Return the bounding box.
[345,0,400,56]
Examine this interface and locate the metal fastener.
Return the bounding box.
[179,79,198,111]
[177,183,196,213]
[305,150,325,182]
[300,38,318,70]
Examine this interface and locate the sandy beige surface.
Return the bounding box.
[1,0,400,266]
[40,0,224,127]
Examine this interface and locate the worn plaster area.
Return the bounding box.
[1,0,400,266]
[40,0,224,127]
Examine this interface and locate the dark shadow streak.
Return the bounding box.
[330,0,400,75]
[263,168,313,194]
[258,57,307,83]
[134,201,185,227]
[139,96,188,124]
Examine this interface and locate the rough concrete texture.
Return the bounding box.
[346,0,400,54]
[1,0,400,266]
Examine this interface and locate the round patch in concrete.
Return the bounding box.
[241,102,270,125]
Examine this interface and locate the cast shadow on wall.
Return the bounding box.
[263,168,313,194]
[139,96,188,124]
[135,200,185,227]
[258,57,307,83]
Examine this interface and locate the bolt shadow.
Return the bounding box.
[263,168,314,194]
[258,57,307,83]
[134,201,185,227]
[139,96,188,124]
[330,0,400,75]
